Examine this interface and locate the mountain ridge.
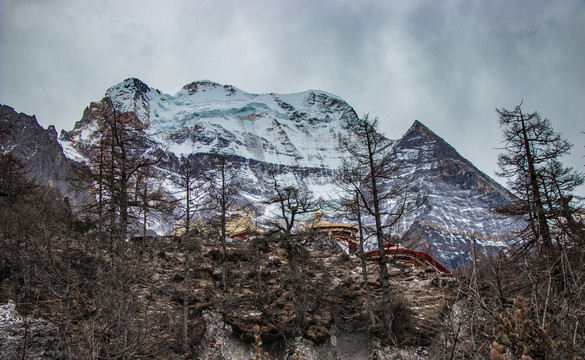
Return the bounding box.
[0,105,80,199]
[3,78,519,268]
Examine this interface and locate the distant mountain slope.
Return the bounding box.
[2,78,519,268]
[0,105,79,199]
[388,120,518,268]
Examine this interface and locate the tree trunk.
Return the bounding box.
[356,192,376,327]
[519,112,552,248]
[220,162,228,293]
[182,179,192,352]
[182,243,190,353]
[365,122,393,329]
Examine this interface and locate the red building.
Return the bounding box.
[308,211,449,273]
[364,243,450,273]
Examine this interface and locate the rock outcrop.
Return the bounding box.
[0,301,62,359]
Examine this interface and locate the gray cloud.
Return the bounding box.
[1,0,584,194]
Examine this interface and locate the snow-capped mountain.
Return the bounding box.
[63,78,355,171]
[390,121,519,268]
[57,78,519,268]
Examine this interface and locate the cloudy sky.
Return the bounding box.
[1,0,584,193]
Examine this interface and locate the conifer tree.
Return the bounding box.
[340,114,415,338]
[173,155,205,352]
[496,102,584,250]
[77,97,163,254]
[206,154,240,292]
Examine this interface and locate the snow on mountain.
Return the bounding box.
[57,78,519,268]
[386,120,520,268]
[96,78,355,170]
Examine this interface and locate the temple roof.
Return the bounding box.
[226,212,264,237]
[308,210,358,231]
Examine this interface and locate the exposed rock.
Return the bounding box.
[0,105,83,205]
[0,300,63,359]
[196,310,253,360]
[3,77,519,271]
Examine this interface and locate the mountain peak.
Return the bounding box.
[400,120,453,149]
[55,80,517,269]
[107,78,150,95]
[105,78,152,105]
[407,120,435,136]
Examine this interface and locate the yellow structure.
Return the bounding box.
[225,211,264,239]
[308,210,359,252]
[172,215,205,237]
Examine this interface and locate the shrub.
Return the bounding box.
[480,296,579,360]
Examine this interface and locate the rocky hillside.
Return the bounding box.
[0,230,456,359]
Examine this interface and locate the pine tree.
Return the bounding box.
[76,97,163,254]
[172,155,205,353]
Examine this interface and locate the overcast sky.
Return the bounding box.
[1,0,584,194]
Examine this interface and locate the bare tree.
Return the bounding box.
[0,152,35,295]
[206,154,240,292]
[340,114,416,338]
[261,171,320,333]
[337,189,377,327]
[133,165,174,238]
[75,97,163,255]
[264,171,316,235]
[496,102,584,252]
[172,155,206,353]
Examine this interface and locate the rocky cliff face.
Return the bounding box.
[0,105,79,200]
